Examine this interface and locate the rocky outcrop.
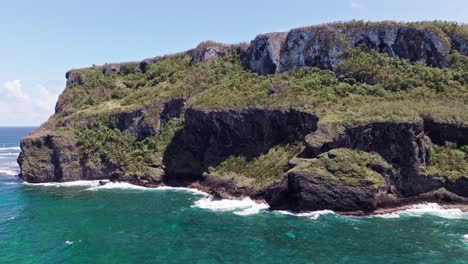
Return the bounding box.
[449,33,468,55]
[248,33,288,74]
[302,122,439,196]
[346,26,449,68]
[279,26,347,72]
[247,24,456,74]
[266,165,392,212]
[188,41,230,64]
[19,98,187,183]
[18,132,113,183]
[423,119,468,146]
[108,98,186,140]
[164,108,318,177]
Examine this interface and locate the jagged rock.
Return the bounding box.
[188,42,229,63]
[280,26,346,72]
[302,122,441,196]
[449,33,468,55]
[247,24,453,74]
[423,119,468,146]
[248,33,287,74]
[18,132,113,183]
[164,108,318,176]
[346,26,449,68]
[107,98,186,140]
[64,70,84,87]
[266,149,394,212]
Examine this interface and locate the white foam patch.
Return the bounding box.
[86,181,149,191]
[371,203,467,219]
[65,241,74,245]
[372,213,401,219]
[0,147,21,151]
[155,186,208,196]
[277,210,335,220]
[86,182,209,195]
[24,180,208,196]
[193,196,269,215]
[463,235,468,244]
[399,203,466,219]
[25,180,109,187]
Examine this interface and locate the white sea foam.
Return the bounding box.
[399,203,466,219]
[193,196,269,215]
[155,186,208,196]
[0,147,21,151]
[277,210,335,220]
[25,180,109,187]
[24,179,209,196]
[86,181,149,191]
[86,182,208,195]
[463,235,468,244]
[372,213,401,219]
[65,241,74,245]
[372,203,467,219]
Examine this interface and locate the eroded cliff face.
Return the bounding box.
[163,108,318,177]
[265,121,468,212]
[247,23,468,74]
[19,98,186,184]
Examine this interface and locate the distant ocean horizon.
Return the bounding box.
[0,127,467,263]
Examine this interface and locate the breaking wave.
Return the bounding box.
[373,203,467,219]
[193,196,269,216]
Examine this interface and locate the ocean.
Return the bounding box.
[0,127,467,263]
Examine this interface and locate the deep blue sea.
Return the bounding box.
[0,127,467,263]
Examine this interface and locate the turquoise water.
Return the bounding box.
[0,127,467,263]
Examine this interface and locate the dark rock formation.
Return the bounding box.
[19,98,187,183]
[301,122,438,196]
[248,33,288,74]
[449,33,468,55]
[64,70,84,87]
[108,98,186,140]
[266,170,389,212]
[346,26,449,68]
[423,119,468,146]
[164,108,318,177]
[18,132,113,183]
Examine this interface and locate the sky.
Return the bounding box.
[0,0,467,126]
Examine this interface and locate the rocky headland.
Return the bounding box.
[18,21,468,215]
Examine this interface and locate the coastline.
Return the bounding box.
[22,177,468,218]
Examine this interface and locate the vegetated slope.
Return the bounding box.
[19,21,468,213]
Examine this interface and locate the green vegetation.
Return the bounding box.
[57,40,468,129]
[208,143,302,187]
[426,143,468,181]
[74,118,183,177]
[290,148,391,187]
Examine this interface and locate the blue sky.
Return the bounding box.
[1,0,467,126]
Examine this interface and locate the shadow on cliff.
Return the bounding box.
[161,108,319,186]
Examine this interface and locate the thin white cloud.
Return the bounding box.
[3,80,26,100]
[0,80,61,126]
[350,0,365,9]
